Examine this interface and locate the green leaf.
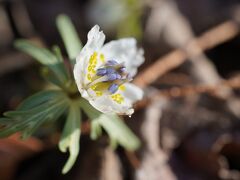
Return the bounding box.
[98,114,140,151]
[90,120,102,140]
[52,45,64,63]
[79,98,140,151]
[14,40,68,85]
[56,14,82,66]
[17,90,64,110]
[52,45,71,78]
[59,101,81,174]
[41,67,65,88]
[0,90,69,139]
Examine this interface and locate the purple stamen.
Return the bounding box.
[106,73,119,81]
[106,60,118,66]
[108,84,119,94]
[97,68,107,76]
[119,67,126,73]
[92,60,131,91]
[105,72,122,81]
[106,68,115,74]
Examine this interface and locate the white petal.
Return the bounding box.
[74,25,105,96]
[75,25,105,68]
[88,83,143,116]
[89,95,134,116]
[86,25,105,52]
[73,61,85,94]
[100,38,144,76]
[121,83,144,103]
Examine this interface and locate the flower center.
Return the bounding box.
[86,52,131,100]
[88,59,131,93]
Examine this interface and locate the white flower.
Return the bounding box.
[73,25,144,116]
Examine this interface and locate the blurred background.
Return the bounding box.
[1,0,240,179]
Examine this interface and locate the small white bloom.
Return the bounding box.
[74,25,144,115]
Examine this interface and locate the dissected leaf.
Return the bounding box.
[14,40,68,85]
[59,101,81,174]
[17,90,63,110]
[0,90,69,139]
[56,14,82,66]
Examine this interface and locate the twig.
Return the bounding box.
[157,75,240,98]
[134,75,240,110]
[125,151,141,169]
[134,21,239,88]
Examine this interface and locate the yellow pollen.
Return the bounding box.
[111,94,124,104]
[100,53,105,63]
[90,82,110,98]
[87,74,92,81]
[119,85,126,91]
[88,66,92,71]
[91,84,97,90]
[96,91,103,96]
[87,51,99,82]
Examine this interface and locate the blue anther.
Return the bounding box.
[106,60,118,66]
[119,67,126,73]
[106,72,122,81]
[108,84,119,94]
[107,73,119,81]
[116,74,121,79]
[97,68,107,76]
[106,68,115,74]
